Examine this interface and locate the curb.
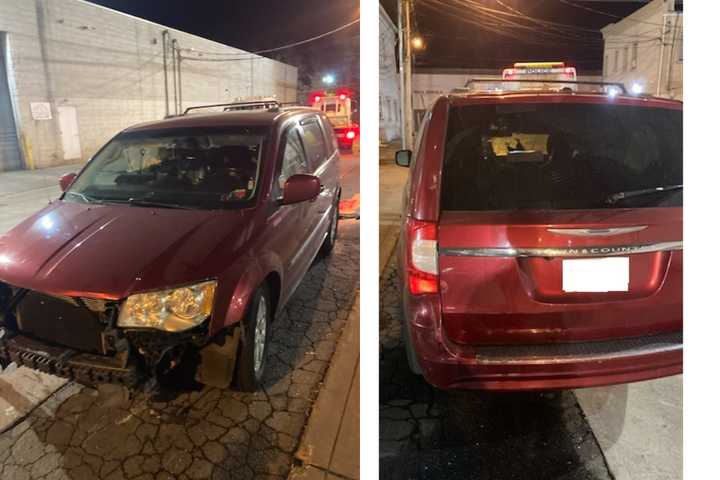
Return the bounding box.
[290,289,360,480]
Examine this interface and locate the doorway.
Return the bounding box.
[0,33,22,171]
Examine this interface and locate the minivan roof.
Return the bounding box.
[446,91,682,109]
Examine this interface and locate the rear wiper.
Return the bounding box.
[605,184,683,205]
[126,198,193,210]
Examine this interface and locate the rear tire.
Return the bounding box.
[319,195,340,257]
[234,284,271,392]
[402,319,423,375]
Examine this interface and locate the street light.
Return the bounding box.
[322,74,336,86]
[411,36,425,50]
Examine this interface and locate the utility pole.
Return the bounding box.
[398,0,413,150]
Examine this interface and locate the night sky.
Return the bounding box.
[380,0,656,72]
[86,0,359,88]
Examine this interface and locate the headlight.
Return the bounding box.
[118,280,217,332]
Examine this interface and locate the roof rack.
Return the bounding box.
[463,78,627,94]
[183,100,281,115]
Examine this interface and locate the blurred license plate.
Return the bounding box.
[562,257,629,292]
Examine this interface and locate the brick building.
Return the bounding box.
[0,0,297,171]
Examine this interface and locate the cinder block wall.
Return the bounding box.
[0,0,298,169]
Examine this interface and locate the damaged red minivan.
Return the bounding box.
[0,103,340,392]
[396,84,682,390]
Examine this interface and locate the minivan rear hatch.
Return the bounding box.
[437,98,683,345]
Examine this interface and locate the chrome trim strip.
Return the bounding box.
[474,342,682,365]
[547,226,648,237]
[440,241,683,258]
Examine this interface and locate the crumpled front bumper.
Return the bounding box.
[0,329,142,386]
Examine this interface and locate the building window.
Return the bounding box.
[614,49,619,73]
[379,97,384,121]
[603,55,608,76]
[623,46,629,71]
[676,34,683,63]
[632,42,638,70]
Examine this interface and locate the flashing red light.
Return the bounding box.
[565,67,575,74]
[339,93,347,100]
[314,96,321,103]
[346,130,356,140]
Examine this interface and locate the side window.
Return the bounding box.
[321,116,339,154]
[300,118,328,171]
[278,127,308,189]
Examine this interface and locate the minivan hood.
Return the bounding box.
[0,201,252,299]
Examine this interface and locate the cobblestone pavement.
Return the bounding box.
[379,259,613,480]
[0,220,359,480]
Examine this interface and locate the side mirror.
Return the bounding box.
[281,174,321,205]
[59,173,77,192]
[395,150,411,167]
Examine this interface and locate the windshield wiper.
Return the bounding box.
[64,191,103,204]
[126,198,193,210]
[605,184,683,205]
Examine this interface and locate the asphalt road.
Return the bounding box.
[0,152,361,479]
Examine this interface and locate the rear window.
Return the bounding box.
[441,102,682,211]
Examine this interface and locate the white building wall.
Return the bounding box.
[0,0,297,169]
[601,0,682,99]
[379,5,400,143]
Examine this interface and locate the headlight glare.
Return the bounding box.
[118,281,216,332]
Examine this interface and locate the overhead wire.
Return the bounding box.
[558,0,668,28]
[179,18,359,61]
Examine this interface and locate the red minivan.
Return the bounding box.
[0,104,340,392]
[396,86,682,391]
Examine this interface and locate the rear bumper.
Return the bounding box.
[403,293,682,391]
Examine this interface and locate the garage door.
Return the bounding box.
[0,34,22,172]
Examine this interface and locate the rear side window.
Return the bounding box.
[441,103,682,211]
[321,117,339,154]
[300,118,328,171]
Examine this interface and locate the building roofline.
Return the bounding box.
[379,4,397,32]
[74,0,292,69]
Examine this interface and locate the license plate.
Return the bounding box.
[562,257,629,292]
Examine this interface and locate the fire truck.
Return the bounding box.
[308,89,359,151]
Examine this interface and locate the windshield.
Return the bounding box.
[441,102,682,211]
[66,127,267,209]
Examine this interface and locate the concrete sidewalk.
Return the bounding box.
[290,291,360,480]
[0,163,83,233]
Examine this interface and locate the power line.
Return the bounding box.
[180,18,359,60]
[558,0,667,28]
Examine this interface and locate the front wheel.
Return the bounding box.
[234,284,271,391]
[319,195,340,257]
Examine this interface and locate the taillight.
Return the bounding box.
[346,130,356,140]
[406,219,438,295]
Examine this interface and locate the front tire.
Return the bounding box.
[234,284,271,391]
